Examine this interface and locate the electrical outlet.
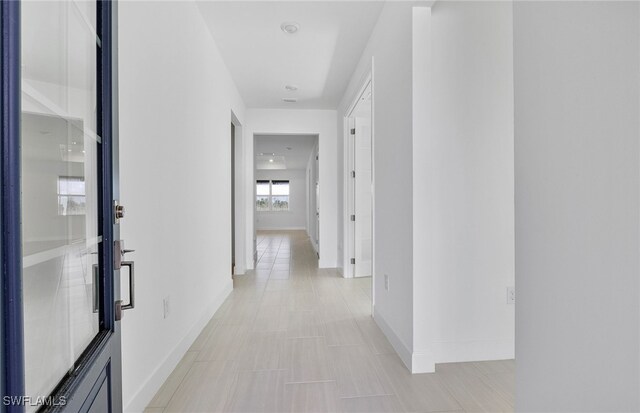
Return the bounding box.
[384,274,390,291]
[507,287,515,304]
[163,296,171,319]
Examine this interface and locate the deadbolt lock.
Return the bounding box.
[115,202,125,222]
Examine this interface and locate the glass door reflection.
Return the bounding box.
[21,1,102,407]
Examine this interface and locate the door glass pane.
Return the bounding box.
[21,1,100,405]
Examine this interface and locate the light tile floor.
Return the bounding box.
[146,230,514,413]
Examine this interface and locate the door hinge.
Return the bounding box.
[351,170,355,178]
[350,214,356,221]
[350,128,356,135]
[350,258,355,265]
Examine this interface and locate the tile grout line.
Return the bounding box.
[284,379,337,385]
[338,393,397,400]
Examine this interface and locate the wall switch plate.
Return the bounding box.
[384,274,390,291]
[507,287,515,304]
[163,296,171,319]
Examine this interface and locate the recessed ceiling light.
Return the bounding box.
[282,98,297,103]
[280,22,300,34]
[269,159,274,163]
[285,85,298,91]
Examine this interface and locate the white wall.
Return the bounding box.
[514,2,640,411]
[118,2,245,411]
[255,169,307,230]
[338,1,418,371]
[244,109,338,268]
[415,1,515,368]
[338,1,515,373]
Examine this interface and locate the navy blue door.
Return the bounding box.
[1,1,123,412]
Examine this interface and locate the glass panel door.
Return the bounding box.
[21,0,102,406]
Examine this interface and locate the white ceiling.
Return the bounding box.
[255,134,318,170]
[197,1,384,109]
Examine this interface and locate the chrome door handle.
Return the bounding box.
[121,261,135,310]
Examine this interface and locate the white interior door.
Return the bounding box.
[354,117,372,277]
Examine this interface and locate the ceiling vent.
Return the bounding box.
[282,98,298,103]
[280,22,300,34]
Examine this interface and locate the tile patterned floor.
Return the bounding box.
[146,230,514,413]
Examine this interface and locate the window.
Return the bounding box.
[256,180,290,211]
[256,180,270,212]
[271,180,290,211]
[58,176,86,216]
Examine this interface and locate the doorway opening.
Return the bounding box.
[344,77,374,292]
[253,134,319,257]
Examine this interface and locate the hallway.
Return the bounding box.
[145,231,514,413]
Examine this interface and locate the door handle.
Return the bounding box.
[114,240,136,321]
[121,261,135,311]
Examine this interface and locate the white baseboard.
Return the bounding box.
[373,307,435,373]
[373,307,421,373]
[124,281,233,413]
[372,309,513,373]
[412,349,436,373]
[432,338,515,364]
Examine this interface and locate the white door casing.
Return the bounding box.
[354,117,373,277]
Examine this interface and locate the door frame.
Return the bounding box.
[231,111,244,275]
[0,1,122,411]
[343,72,374,276]
[342,70,375,306]
[313,146,320,255]
[1,0,26,405]
[250,132,320,263]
